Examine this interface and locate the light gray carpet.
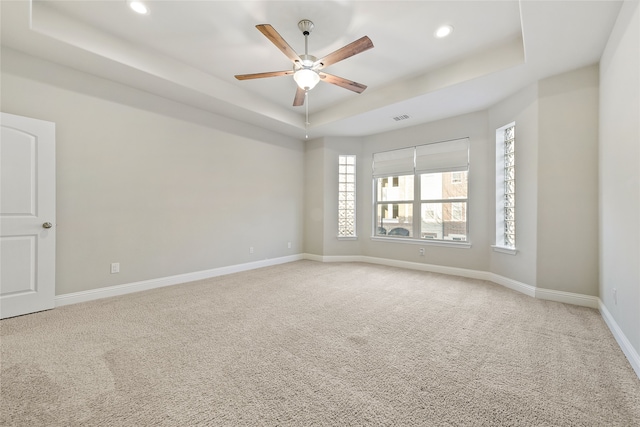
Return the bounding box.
[1,260,639,426]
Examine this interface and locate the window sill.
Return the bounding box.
[371,236,471,249]
[337,236,358,241]
[492,245,518,255]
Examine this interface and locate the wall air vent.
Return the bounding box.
[392,114,410,122]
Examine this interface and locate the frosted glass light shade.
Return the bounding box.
[294,69,320,90]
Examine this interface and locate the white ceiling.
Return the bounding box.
[0,0,623,140]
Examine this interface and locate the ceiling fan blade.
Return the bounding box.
[256,24,301,63]
[319,72,367,93]
[293,87,306,106]
[235,70,293,80]
[314,36,374,69]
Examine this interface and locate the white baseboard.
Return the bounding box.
[55,254,304,307]
[599,301,640,379]
[305,254,536,298]
[535,287,600,309]
[307,254,609,306]
[488,273,536,298]
[304,253,491,281]
[363,255,492,281]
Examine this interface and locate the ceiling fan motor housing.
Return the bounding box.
[297,54,317,69]
[298,19,314,35]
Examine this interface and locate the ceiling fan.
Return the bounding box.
[235,20,374,106]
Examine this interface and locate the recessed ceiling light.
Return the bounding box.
[435,25,454,39]
[128,1,149,15]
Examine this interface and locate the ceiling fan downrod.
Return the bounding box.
[297,19,317,70]
[298,19,314,56]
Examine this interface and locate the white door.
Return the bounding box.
[0,112,56,319]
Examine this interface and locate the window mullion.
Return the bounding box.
[414,169,421,239]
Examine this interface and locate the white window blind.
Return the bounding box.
[415,138,469,173]
[373,139,469,177]
[372,147,414,178]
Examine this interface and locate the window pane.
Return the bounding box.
[421,171,467,199]
[505,233,515,246]
[505,152,515,168]
[505,126,515,141]
[505,221,515,235]
[421,202,467,241]
[377,175,414,201]
[505,139,514,154]
[375,203,413,237]
[505,194,515,208]
[505,207,515,221]
[506,166,515,181]
[505,180,515,194]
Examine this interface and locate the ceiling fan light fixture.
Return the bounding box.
[294,68,320,91]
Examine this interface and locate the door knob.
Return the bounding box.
[42,222,53,229]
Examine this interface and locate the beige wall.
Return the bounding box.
[335,111,494,272]
[303,138,325,256]
[599,0,640,356]
[1,48,304,295]
[306,65,601,300]
[537,65,600,296]
[322,137,364,257]
[488,84,539,286]
[360,112,493,271]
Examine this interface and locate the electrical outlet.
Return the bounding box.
[287,242,292,249]
[419,248,425,256]
[110,262,120,274]
[249,246,254,254]
[613,288,617,305]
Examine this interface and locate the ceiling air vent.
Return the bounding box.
[392,114,410,122]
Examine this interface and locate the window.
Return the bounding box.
[338,155,356,238]
[420,171,468,240]
[376,174,414,237]
[373,139,469,243]
[495,123,516,251]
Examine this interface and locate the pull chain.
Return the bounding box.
[305,91,310,139]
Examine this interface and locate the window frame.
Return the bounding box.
[338,154,357,239]
[493,122,517,254]
[372,139,470,247]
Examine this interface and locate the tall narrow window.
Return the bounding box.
[495,123,516,251]
[338,155,356,238]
